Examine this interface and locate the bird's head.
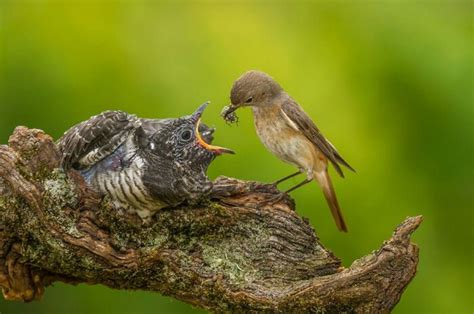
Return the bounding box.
[137,102,234,172]
[224,70,283,118]
[135,102,234,207]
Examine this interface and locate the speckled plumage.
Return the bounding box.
[58,103,232,220]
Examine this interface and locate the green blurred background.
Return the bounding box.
[0,0,472,313]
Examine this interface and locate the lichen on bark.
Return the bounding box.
[0,126,421,312]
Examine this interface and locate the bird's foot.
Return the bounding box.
[269,181,280,188]
[270,193,288,203]
[256,193,289,208]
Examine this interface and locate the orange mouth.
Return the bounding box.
[196,119,235,155]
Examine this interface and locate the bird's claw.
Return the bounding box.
[260,193,288,206]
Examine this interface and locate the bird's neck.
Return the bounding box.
[252,93,286,119]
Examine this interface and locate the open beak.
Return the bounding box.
[193,101,235,155]
[192,101,211,120]
[196,119,235,155]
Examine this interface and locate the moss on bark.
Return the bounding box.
[0,127,421,312]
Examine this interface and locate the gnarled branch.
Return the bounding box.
[0,126,421,312]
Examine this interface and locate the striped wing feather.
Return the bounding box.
[57,111,139,170]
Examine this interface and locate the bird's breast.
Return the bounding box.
[252,106,318,173]
[91,154,166,218]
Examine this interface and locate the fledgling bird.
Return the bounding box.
[223,71,354,232]
[58,102,234,220]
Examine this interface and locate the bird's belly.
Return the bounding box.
[255,118,316,173]
[89,162,166,219]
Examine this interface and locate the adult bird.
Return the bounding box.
[223,71,354,232]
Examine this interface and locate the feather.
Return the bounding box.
[280,99,355,178]
[57,111,140,170]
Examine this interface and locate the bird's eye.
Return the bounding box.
[180,129,193,142]
[245,96,253,104]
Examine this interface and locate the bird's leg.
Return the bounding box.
[259,178,312,207]
[284,179,312,194]
[272,171,302,186]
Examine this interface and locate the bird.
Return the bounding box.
[58,102,234,220]
[223,70,354,232]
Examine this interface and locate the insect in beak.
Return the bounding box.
[221,104,240,124]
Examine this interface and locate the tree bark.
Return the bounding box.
[0,126,421,313]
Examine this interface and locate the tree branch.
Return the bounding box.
[0,126,421,312]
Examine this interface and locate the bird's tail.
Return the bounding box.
[314,170,348,232]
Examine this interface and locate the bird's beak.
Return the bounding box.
[192,101,235,155]
[195,120,235,155]
[192,101,210,120]
[220,103,242,124]
[223,103,240,118]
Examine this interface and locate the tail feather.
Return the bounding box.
[329,153,355,178]
[314,170,348,232]
[334,152,356,173]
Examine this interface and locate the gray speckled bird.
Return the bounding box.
[58,102,234,220]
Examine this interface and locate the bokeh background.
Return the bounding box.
[0,0,472,313]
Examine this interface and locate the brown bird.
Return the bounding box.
[223,70,354,232]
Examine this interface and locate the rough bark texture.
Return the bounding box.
[0,126,421,313]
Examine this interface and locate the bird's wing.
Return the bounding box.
[57,111,140,170]
[280,99,355,177]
